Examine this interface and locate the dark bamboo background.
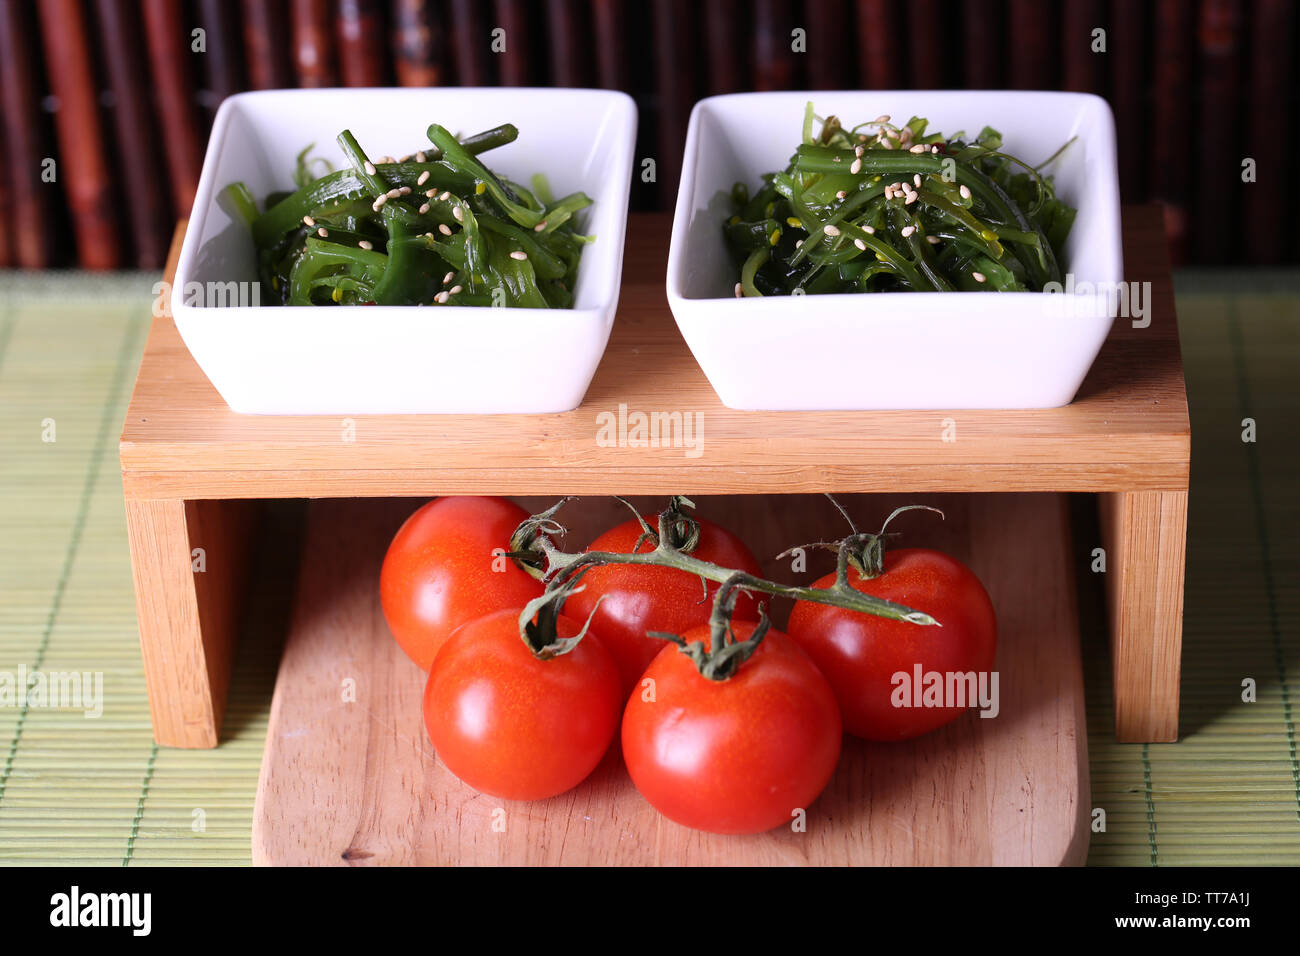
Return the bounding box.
[0,0,1295,270]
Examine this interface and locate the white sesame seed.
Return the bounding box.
[399,186,412,195]
[415,151,427,163]
[534,221,547,231]
[972,271,986,283]
[372,195,387,211]
[959,184,971,199]
[909,144,926,153]
[881,138,895,150]
[855,145,864,157]
[862,224,875,234]
[439,223,453,235]
[443,272,455,284]
[439,191,450,201]
[419,203,430,214]
[795,239,804,248]
[823,224,841,236]
[886,128,899,140]
[363,161,376,175]
[905,192,918,205]
[452,206,464,222]
[889,182,902,191]
[302,215,315,227]
[926,234,940,244]
[931,145,939,153]
[874,114,890,124]
[449,285,463,295]
[400,154,411,163]
[913,174,922,188]
[850,158,862,175]
[509,250,528,260]
[854,238,867,251]
[317,227,328,237]
[358,240,373,250]
[426,189,437,198]
[386,188,400,199]
[884,187,894,200]
[734,282,743,297]
[901,225,915,238]
[435,291,450,303]
[417,171,430,186]
[835,190,847,199]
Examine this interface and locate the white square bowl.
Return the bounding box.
[172,87,636,414]
[666,91,1122,410]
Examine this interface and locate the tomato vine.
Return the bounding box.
[507,495,943,677]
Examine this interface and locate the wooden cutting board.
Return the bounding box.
[253,493,1089,865]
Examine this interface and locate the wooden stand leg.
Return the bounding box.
[1099,490,1188,743]
[125,498,257,748]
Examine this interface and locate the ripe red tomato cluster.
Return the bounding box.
[381,496,997,835]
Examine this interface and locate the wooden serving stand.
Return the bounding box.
[121,208,1188,865]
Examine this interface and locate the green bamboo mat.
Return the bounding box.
[1083,272,1300,866]
[0,270,1296,866]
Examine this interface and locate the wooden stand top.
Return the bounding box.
[120,206,1189,500]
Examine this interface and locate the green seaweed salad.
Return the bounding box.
[221,123,593,307]
[725,104,1076,295]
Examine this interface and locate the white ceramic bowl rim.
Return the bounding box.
[667,89,1122,304]
[174,86,636,317]
[167,86,637,414]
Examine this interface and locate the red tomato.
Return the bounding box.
[621,622,842,835]
[785,548,997,741]
[423,609,622,801]
[380,497,543,671]
[563,515,764,694]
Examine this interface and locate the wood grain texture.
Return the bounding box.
[126,498,258,748]
[253,492,1089,866]
[120,208,1190,500]
[1100,489,1188,743]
